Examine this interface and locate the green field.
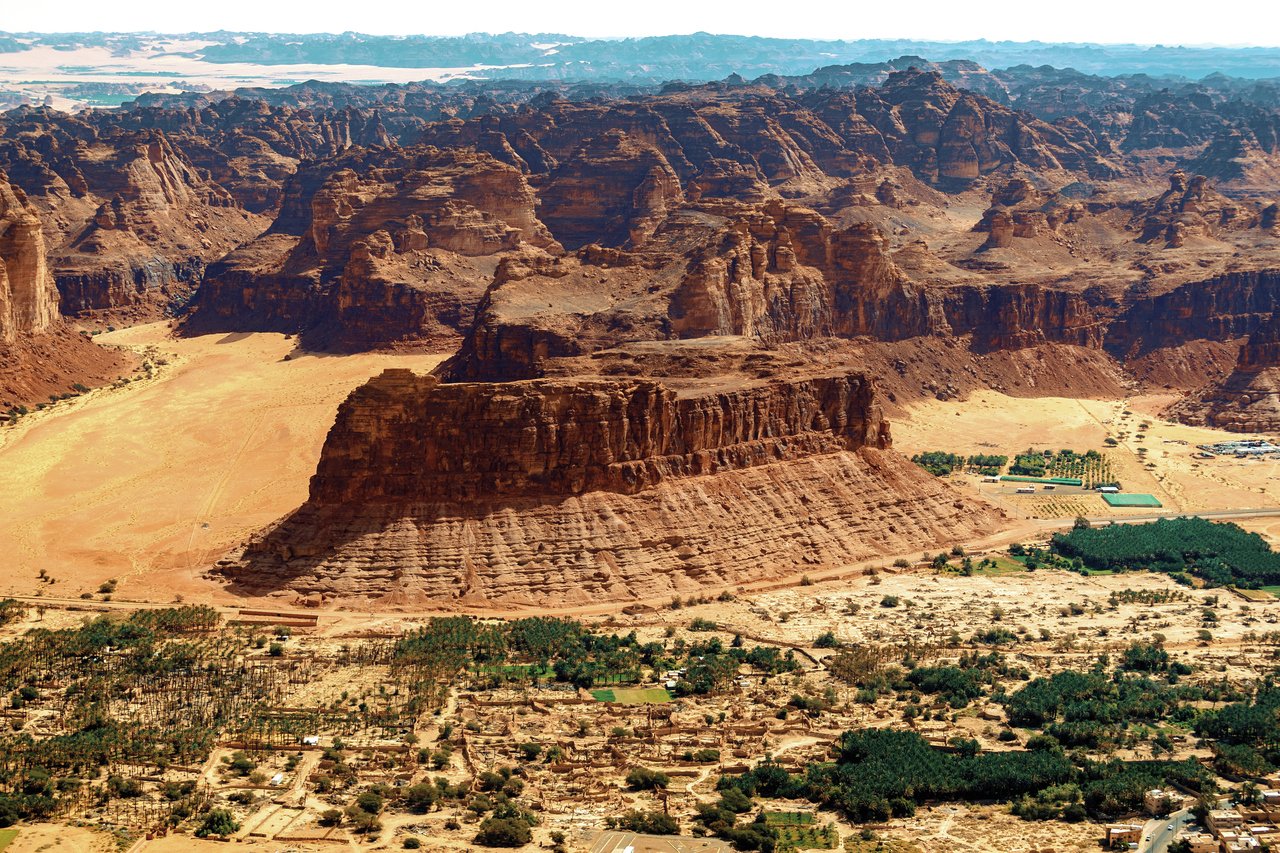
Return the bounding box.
[591,687,673,704]
[978,556,1030,576]
[1101,493,1163,508]
[762,813,837,851]
[0,829,17,852]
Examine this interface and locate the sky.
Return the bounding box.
[2,0,1276,47]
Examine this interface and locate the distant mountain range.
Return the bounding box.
[3,31,1280,81]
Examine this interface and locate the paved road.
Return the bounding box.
[1141,808,1193,853]
[1080,507,1280,525]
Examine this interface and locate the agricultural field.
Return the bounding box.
[1024,496,1099,520]
[763,811,839,851]
[1010,449,1115,487]
[591,688,673,704]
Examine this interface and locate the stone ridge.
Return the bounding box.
[222,447,1002,607]
[308,369,890,504]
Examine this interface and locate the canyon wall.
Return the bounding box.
[0,177,57,342]
[185,146,559,350]
[1168,317,1280,432]
[0,120,266,318]
[0,173,127,408]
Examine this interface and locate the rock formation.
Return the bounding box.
[218,369,1004,606]
[1168,317,1280,432]
[0,177,57,342]
[0,173,127,408]
[185,146,559,349]
[0,113,267,318]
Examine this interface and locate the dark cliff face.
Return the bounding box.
[308,369,888,504]
[1104,270,1280,359]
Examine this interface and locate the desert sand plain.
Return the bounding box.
[0,323,443,604]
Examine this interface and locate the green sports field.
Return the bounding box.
[590,687,673,704]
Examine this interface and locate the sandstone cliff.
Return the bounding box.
[219,369,1003,606]
[185,146,559,350]
[0,173,127,408]
[0,177,57,342]
[1168,317,1280,432]
[0,114,267,318]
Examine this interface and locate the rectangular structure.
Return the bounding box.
[1102,493,1163,508]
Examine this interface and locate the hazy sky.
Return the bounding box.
[4,0,1275,46]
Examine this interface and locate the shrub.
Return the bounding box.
[625,767,670,790]
[474,816,532,847]
[196,808,239,838]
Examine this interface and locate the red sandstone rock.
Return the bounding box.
[217,369,1004,606]
[0,173,128,408]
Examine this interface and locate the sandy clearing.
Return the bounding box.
[1,824,117,853]
[0,323,444,602]
[894,390,1280,518]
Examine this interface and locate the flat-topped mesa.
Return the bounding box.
[223,368,1001,606]
[309,369,889,505]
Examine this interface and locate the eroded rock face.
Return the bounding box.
[0,176,57,342]
[537,130,683,249]
[1168,317,1280,432]
[0,118,266,318]
[0,173,128,408]
[1133,170,1259,247]
[309,369,889,502]
[219,369,1004,606]
[185,146,559,349]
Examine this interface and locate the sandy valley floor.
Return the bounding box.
[0,323,443,602]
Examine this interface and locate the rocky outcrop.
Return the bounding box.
[1168,317,1280,432]
[1104,269,1280,359]
[0,177,57,342]
[537,131,683,249]
[218,369,1003,606]
[450,202,1117,382]
[310,370,890,501]
[0,118,266,318]
[185,146,559,350]
[0,173,127,408]
[973,178,1081,250]
[1132,171,1259,247]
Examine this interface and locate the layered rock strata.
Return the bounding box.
[185,146,558,349]
[0,174,126,407]
[220,369,1003,605]
[0,121,266,317]
[1168,318,1280,432]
